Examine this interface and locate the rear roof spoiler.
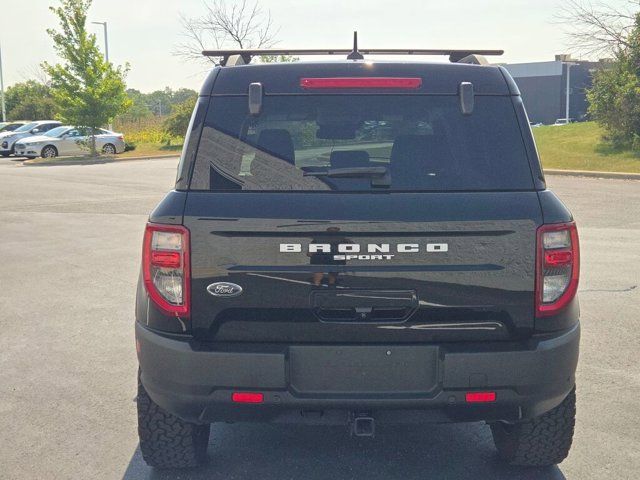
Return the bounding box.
[203,32,503,66]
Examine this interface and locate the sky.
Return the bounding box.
[0,0,631,93]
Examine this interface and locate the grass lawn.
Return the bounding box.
[533,122,640,173]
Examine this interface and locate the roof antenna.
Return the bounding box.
[347,31,364,60]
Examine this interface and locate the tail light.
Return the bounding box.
[535,222,579,317]
[142,223,190,317]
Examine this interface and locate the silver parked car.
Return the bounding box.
[0,121,29,133]
[0,120,62,156]
[15,126,126,159]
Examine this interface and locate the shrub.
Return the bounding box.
[163,96,197,140]
[113,116,181,145]
[587,13,640,150]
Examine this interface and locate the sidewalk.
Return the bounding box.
[544,168,640,180]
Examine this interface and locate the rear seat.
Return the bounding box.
[329,150,371,168]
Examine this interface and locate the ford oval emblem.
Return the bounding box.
[207,282,243,298]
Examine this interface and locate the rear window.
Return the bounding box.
[190,95,533,191]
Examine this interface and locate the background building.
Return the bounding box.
[503,55,602,125]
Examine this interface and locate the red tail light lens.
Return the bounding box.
[535,222,579,317]
[544,250,572,267]
[142,223,190,317]
[300,77,422,89]
[150,251,182,268]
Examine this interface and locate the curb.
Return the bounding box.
[544,169,640,180]
[21,154,179,166]
[111,154,180,162]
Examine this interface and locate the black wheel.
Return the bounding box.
[137,374,210,469]
[1,152,9,157]
[491,389,576,466]
[102,143,116,154]
[41,145,58,158]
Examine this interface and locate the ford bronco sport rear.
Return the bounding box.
[135,43,579,469]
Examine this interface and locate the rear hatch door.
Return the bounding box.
[185,88,541,343]
[185,191,541,343]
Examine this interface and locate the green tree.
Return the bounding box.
[172,88,199,106]
[587,13,640,148]
[43,0,131,155]
[121,88,153,121]
[140,88,199,116]
[259,55,298,64]
[5,80,57,121]
[163,95,197,141]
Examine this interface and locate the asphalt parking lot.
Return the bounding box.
[0,156,638,479]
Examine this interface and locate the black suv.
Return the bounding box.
[135,46,579,469]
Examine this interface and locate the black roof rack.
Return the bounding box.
[203,32,503,66]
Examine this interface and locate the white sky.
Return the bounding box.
[0,0,630,92]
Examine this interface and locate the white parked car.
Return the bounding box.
[553,118,573,126]
[0,120,62,156]
[15,126,126,159]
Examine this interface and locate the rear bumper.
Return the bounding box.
[136,322,579,425]
[115,139,126,153]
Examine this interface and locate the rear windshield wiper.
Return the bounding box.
[304,166,390,187]
[304,167,391,187]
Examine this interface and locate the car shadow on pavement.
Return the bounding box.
[121,422,566,480]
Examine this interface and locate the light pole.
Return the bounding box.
[146,100,163,116]
[91,21,109,63]
[0,41,6,122]
[92,21,111,130]
[564,62,577,123]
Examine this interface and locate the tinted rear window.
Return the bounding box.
[190,95,533,191]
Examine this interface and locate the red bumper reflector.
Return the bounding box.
[300,77,422,89]
[465,391,496,403]
[232,392,264,404]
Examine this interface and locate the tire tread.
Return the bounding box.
[137,376,209,469]
[491,389,576,466]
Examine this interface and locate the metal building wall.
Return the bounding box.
[503,60,595,125]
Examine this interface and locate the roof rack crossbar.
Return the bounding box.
[203,32,503,66]
[204,49,505,66]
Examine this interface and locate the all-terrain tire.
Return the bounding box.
[137,375,210,468]
[491,389,576,466]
